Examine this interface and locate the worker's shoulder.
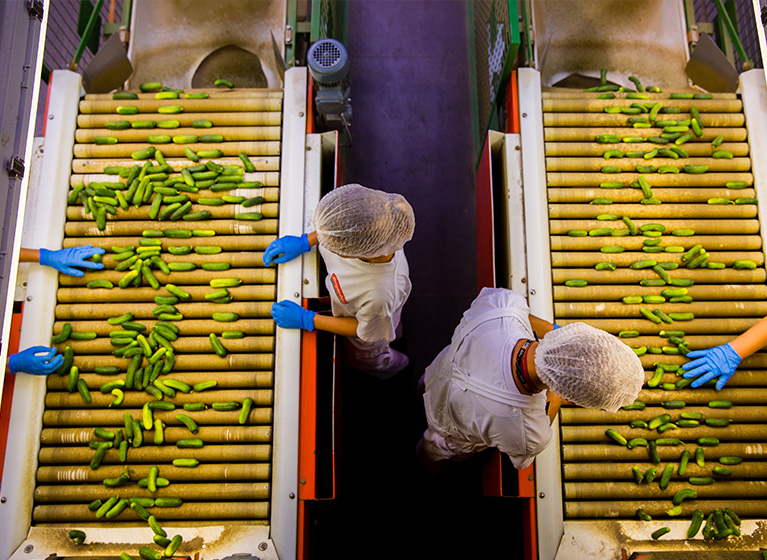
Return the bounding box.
[473,287,528,310]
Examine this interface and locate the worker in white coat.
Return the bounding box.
[264,184,415,378]
[6,245,105,375]
[417,287,645,473]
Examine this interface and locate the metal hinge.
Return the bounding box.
[27,0,44,20]
[6,157,25,179]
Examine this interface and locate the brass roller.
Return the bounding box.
[54,301,272,320]
[564,481,767,502]
[634,384,767,403]
[541,89,739,99]
[91,254,268,271]
[551,219,761,235]
[69,183,281,204]
[57,283,274,303]
[52,319,274,337]
[547,172,753,188]
[548,186,755,203]
[77,111,282,128]
[56,353,274,373]
[542,97,743,113]
[40,425,271,446]
[76,126,283,143]
[561,424,766,443]
[60,268,276,288]
[561,405,767,425]
[556,300,767,319]
[73,141,281,159]
[565,499,767,520]
[544,127,746,143]
[551,234,762,252]
[551,267,766,284]
[38,443,271,466]
[552,254,764,272]
[546,156,750,173]
[554,283,767,301]
[543,112,745,128]
[545,140,747,158]
[84,89,284,100]
[46,370,273,391]
[64,217,279,237]
[36,462,270,483]
[557,317,761,335]
[67,202,280,221]
[73,156,281,174]
[563,461,762,481]
[45,388,273,409]
[550,203,757,220]
[64,234,277,252]
[71,170,281,188]
[67,203,280,222]
[562,442,759,462]
[53,335,275,355]
[33,501,270,523]
[621,334,741,350]
[43,407,273,427]
[78,97,283,114]
[35,482,270,503]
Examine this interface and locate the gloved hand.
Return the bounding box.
[682,343,743,390]
[8,346,63,375]
[262,234,311,267]
[552,324,562,330]
[39,245,105,277]
[271,300,316,331]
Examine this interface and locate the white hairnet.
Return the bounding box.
[314,184,415,258]
[534,323,644,413]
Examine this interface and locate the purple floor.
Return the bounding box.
[305,1,524,558]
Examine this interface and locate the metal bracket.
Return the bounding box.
[6,157,25,179]
[27,0,43,20]
[285,25,294,46]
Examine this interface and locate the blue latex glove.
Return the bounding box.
[39,245,105,277]
[271,300,316,331]
[262,234,311,267]
[8,346,63,375]
[552,324,562,330]
[682,343,742,390]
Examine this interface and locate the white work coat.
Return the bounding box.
[422,288,552,469]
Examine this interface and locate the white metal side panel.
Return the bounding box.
[1,69,82,560]
[502,133,528,295]
[0,2,49,411]
[740,70,767,255]
[271,66,307,560]
[518,67,563,560]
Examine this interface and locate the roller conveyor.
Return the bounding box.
[37,84,281,530]
[544,79,767,550]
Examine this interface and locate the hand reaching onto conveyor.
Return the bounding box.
[39,246,105,277]
[8,346,63,375]
[271,300,316,331]
[262,234,312,267]
[682,343,743,390]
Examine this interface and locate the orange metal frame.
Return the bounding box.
[475,69,538,560]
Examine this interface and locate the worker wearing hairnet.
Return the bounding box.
[5,245,104,375]
[264,184,415,378]
[681,315,767,390]
[417,288,645,473]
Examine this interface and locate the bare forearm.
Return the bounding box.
[529,314,556,339]
[312,314,359,338]
[307,231,318,247]
[19,248,40,264]
[729,315,767,359]
[546,392,564,423]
